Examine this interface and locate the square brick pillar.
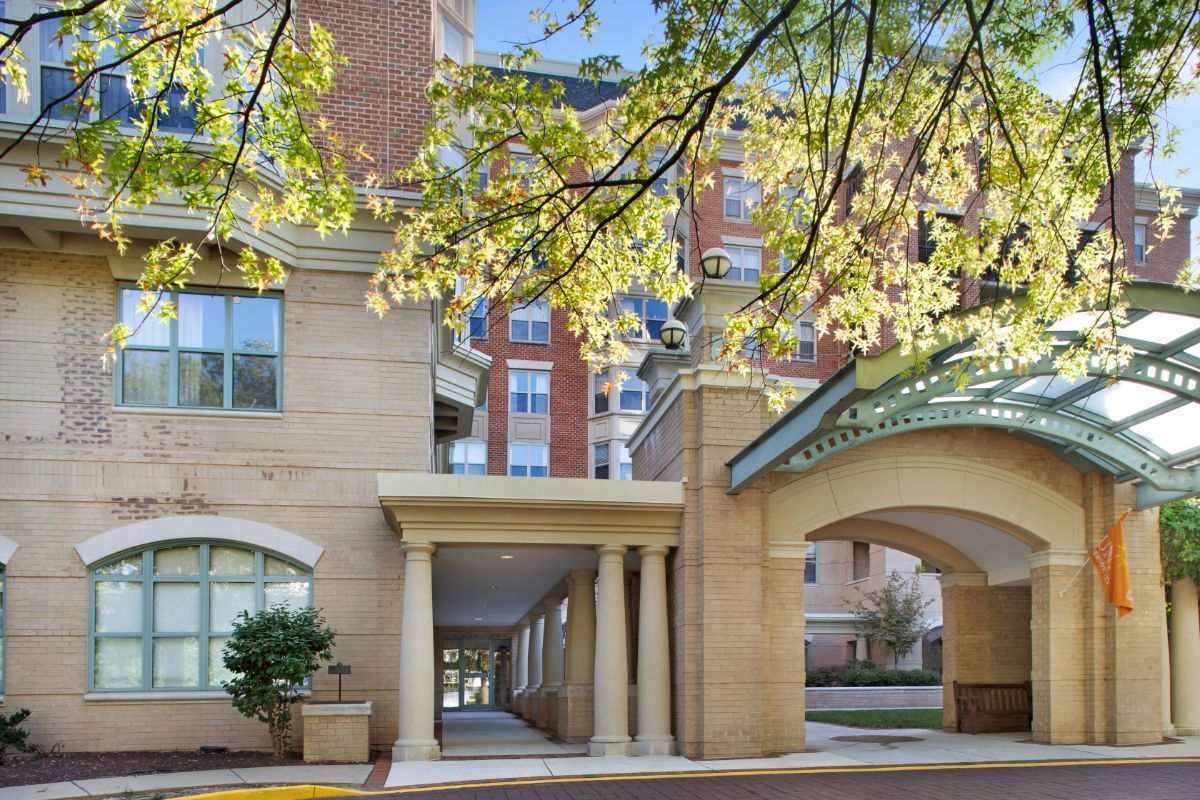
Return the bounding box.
[763,545,807,753]
[1030,552,1088,744]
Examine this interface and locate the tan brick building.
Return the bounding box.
[2,0,1200,768]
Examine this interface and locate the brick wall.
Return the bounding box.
[0,249,432,751]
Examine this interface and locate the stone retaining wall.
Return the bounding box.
[805,686,944,710]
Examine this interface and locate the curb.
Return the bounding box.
[171,756,1200,799]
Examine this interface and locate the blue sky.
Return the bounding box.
[477,1,1199,250]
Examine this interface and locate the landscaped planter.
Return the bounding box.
[806,686,943,711]
[302,701,372,763]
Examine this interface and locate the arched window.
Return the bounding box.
[89,543,311,691]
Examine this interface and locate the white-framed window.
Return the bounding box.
[805,542,818,584]
[510,152,537,189]
[1134,221,1147,264]
[509,443,548,477]
[37,9,196,130]
[449,441,487,475]
[89,542,311,691]
[593,443,610,479]
[510,300,549,343]
[618,296,669,341]
[725,245,761,282]
[618,443,633,480]
[441,16,467,63]
[796,314,816,362]
[724,176,761,220]
[509,370,549,414]
[619,376,649,412]
[593,370,610,414]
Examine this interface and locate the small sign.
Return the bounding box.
[329,663,352,675]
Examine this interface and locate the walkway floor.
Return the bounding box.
[384,721,1200,787]
[441,711,588,757]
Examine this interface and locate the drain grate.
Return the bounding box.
[830,735,926,744]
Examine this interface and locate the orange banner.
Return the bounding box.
[1089,511,1134,618]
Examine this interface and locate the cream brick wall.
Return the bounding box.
[0,249,433,752]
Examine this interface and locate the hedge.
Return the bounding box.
[806,661,941,688]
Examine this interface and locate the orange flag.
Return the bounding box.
[1089,511,1134,618]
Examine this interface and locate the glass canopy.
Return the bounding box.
[728,283,1200,509]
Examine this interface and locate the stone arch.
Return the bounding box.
[804,518,982,575]
[768,455,1084,554]
[74,515,324,568]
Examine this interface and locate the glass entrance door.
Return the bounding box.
[461,642,491,708]
[441,638,498,711]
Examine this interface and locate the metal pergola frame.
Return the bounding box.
[728,283,1200,509]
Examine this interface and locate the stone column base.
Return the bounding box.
[543,688,559,730]
[588,738,633,757]
[1176,725,1200,736]
[557,683,594,742]
[634,737,676,756]
[392,740,441,761]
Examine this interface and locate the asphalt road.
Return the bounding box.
[351,759,1200,800]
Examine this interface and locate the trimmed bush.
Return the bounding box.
[806,660,940,688]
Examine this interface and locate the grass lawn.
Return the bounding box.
[805,708,944,729]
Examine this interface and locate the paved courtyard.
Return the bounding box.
[363,759,1200,799]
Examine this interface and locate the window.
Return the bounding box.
[618,296,669,340]
[509,443,548,477]
[39,8,81,120]
[467,297,488,340]
[117,287,282,411]
[725,245,761,282]
[510,153,537,189]
[674,234,688,273]
[724,176,761,220]
[89,543,311,691]
[593,370,610,414]
[1134,221,1147,264]
[510,300,549,343]
[509,370,548,414]
[441,16,466,63]
[594,443,610,479]
[796,314,816,362]
[449,441,487,475]
[618,444,632,480]
[852,542,870,582]
[619,376,649,412]
[805,542,818,584]
[845,166,865,213]
[917,212,962,263]
[40,11,196,130]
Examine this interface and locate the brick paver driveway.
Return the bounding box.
[354,759,1200,800]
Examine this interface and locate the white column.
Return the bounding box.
[590,544,632,756]
[542,596,565,690]
[527,611,545,693]
[566,569,596,684]
[516,619,531,692]
[1171,577,1200,735]
[855,635,868,662]
[1162,604,1175,737]
[635,545,674,755]
[394,541,440,761]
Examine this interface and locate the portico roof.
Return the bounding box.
[729,282,1200,509]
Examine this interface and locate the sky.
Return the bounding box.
[476,1,1200,252]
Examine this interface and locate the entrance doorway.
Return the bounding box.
[442,638,509,711]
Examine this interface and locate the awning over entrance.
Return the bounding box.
[729,282,1200,508]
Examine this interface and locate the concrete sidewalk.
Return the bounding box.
[383,724,1200,788]
[6,724,1199,798]
[0,763,372,800]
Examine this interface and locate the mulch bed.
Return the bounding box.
[0,748,359,787]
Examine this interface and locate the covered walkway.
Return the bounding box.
[441,711,587,757]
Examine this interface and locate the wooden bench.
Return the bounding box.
[953,681,1032,733]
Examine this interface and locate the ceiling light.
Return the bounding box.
[474,616,483,621]
[500,554,514,560]
[489,585,498,590]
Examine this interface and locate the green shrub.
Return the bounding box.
[0,709,34,759]
[223,606,336,758]
[805,661,940,688]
